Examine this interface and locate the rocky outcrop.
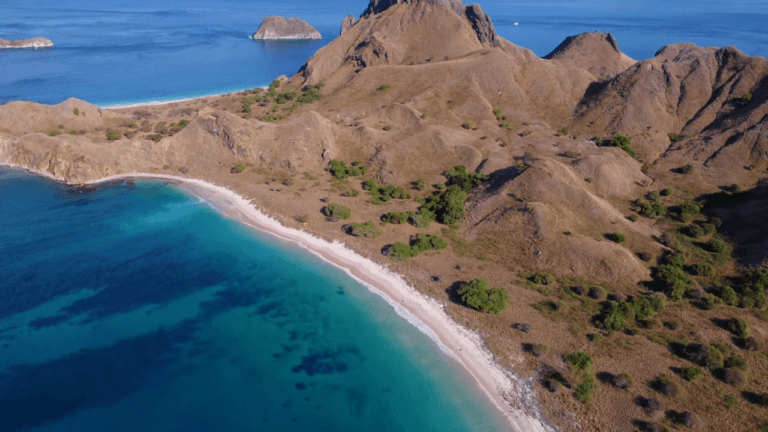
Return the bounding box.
[0,37,54,49]
[252,16,321,40]
[363,0,465,17]
[464,4,499,48]
[340,15,358,35]
[544,31,635,79]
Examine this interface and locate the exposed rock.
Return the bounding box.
[545,32,635,79]
[363,0,465,17]
[252,16,321,40]
[464,4,500,48]
[512,323,531,333]
[340,15,358,35]
[0,37,54,49]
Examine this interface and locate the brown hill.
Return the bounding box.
[544,31,635,79]
[573,43,768,162]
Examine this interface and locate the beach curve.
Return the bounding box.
[2,165,551,432]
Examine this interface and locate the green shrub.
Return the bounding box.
[296,87,323,104]
[382,211,411,225]
[435,183,446,190]
[680,164,695,174]
[346,221,381,238]
[364,179,412,204]
[106,130,119,141]
[327,160,366,179]
[720,286,738,304]
[702,223,716,234]
[683,224,705,238]
[344,189,360,197]
[47,130,59,137]
[692,263,714,277]
[574,376,598,403]
[415,178,428,191]
[725,355,748,372]
[387,234,449,260]
[443,165,488,191]
[668,132,683,143]
[609,233,626,243]
[458,278,509,314]
[492,108,503,119]
[269,79,280,90]
[73,107,79,116]
[232,163,245,173]
[741,93,752,104]
[563,352,594,372]
[726,317,749,337]
[324,203,351,219]
[661,187,674,196]
[531,273,556,285]
[654,263,691,301]
[610,134,637,158]
[68,130,79,135]
[243,100,252,113]
[378,84,390,91]
[680,366,703,381]
[383,125,394,131]
[679,201,702,216]
[636,200,666,218]
[420,185,467,224]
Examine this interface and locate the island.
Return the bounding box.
[0,37,54,49]
[252,16,321,40]
[2,0,768,430]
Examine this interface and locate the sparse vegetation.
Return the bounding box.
[680,164,695,174]
[363,179,411,204]
[73,108,79,116]
[386,234,448,260]
[680,366,703,381]
[106,130,119,141]
[608,232,626,244]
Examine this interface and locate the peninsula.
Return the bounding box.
[2,0,768,430]
[0,37,54,49]
[252,16,321,40]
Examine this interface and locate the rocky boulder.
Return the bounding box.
[252,16,321,40]
[0,37,54,49]
[340,15,358,35]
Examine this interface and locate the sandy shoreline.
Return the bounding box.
[2,165,548,431]
[100,86,269,110]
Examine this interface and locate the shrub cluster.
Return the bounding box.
[324,203,351,219]
[653,253,692,301]
[563,352,594,372]
[443,164,488,191]
[420,185,466,224]
[636,200,666,218]
[387,234,448,260]
[680,366,703,381]
[327,160,367,179]
[595,294,665,331]
[363,179,411,204]
[459,278,509,314]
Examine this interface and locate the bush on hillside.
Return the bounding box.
[327,160,366,179]
[680,366,703,381]
[563,352,594,371]
[342,221,381,238]
[458,278,509,314]
[726,317,749,337]
[387,234,448,260]
[610,134,637,158]
[324,203,351,219]
[443,164,488,191]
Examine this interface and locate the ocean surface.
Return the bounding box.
[1,0,768,106]
[0,167,508,432]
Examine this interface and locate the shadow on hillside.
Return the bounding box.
[444,280,467,306]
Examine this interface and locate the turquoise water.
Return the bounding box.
[0,167,508,432]
[1,0,767,106]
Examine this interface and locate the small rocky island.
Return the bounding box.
[0,37,54,49]
[252,16,321,40]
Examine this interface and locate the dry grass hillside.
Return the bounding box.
[2,0,768,431]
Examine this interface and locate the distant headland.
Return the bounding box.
[0,37,54,49]
[251,16,321,40]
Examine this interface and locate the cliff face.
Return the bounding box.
[252,16,321,40]
[0,37,54,49]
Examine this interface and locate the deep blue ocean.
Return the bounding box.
[0,168,508,432]
[1,0,767,106]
